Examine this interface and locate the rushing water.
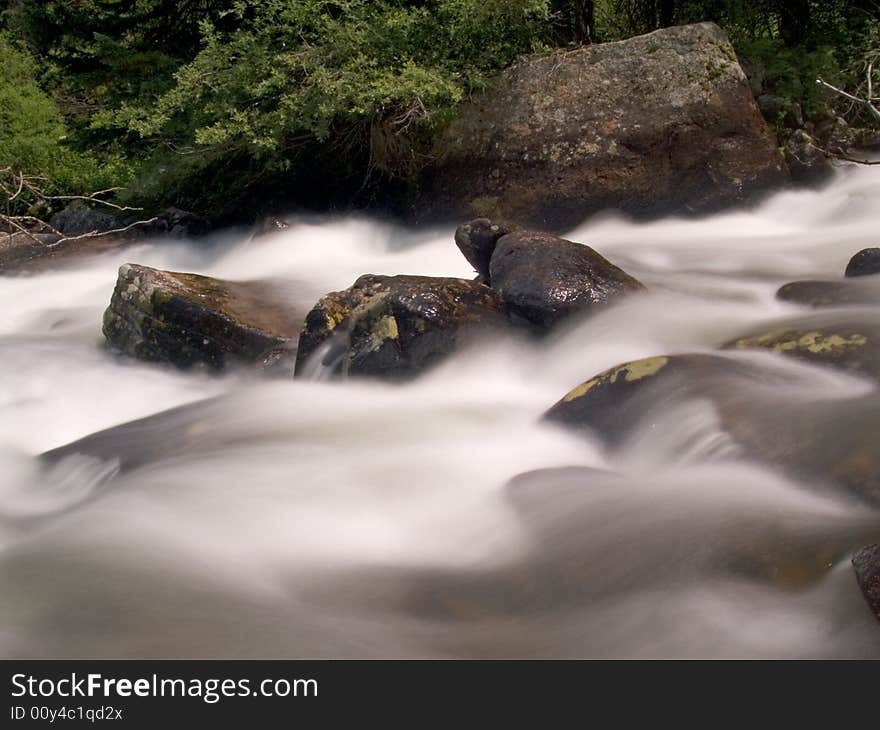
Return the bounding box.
[3,167,880,658]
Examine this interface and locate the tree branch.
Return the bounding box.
[816,76,880,124]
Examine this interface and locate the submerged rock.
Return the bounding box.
[543,353,759,443]
[853,545,880,623]
[417,22,787,230]
[294,274,506,379]
[845,248,880,278]
[103,264,301,370]
[776,279,880,308]
[488,229,645,328]
[544,350,880,505]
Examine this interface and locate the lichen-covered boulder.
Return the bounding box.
[543,352,880,505]
[846,248,880,278]
[722,314,880,381]
[294,274,507,379]
[488,229,645,328]
[776,279,880,308]
[543,354,757,442]
[416,22,788,230]
[103,264,301,370]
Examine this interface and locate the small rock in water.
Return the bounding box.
[103,263,302,370]
[845,248,880,278]
[853,545,880,623]
[295,274,507,379]
[453,219,512,279]
[776,279,880,307]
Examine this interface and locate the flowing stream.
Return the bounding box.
[3,167,880,658]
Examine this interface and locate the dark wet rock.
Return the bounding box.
[543,353,759,443]
[103,264,302,370]
[416,22,788,230]
[814,115,856,154]
[49,201,206,240]
[294,274,507,379]
[853,544,880,623]
[49,200,128,237]
[453,219,513,279]
[488,229,645,329]
[776,279,880,307]
[544,348,880,505]
[722,312,880,381]
[253,216,292,238]
[783,131,833,187]
[846,248,880,278]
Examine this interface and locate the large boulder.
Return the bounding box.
[103,264,302,370]
[487,229,645,328]
[416,22,788,230]
[294,274,507,379]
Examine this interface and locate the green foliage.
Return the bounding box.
[0,31,131,214]
[5,0,880,221]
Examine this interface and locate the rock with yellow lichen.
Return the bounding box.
[543,348,880,505]
[722,313,880,380]
[294,274,507,379]
[543,353,763,442]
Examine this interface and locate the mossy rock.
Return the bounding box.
[295,274,507,380]
[103,263,301,371]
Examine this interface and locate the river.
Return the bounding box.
[2,166,880,658]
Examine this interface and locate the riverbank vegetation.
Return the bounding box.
[2,1,879,224]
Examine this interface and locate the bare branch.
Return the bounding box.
[53,217,160,245]
[816,77,880,124]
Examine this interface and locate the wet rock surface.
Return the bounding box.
[776,279,880,308]
[853,545,880,623]
[103,264,302,370]
[846,248,880,278]
[294,274,507,379]
[488,229,645,328]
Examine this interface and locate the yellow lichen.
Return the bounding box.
[562,356,669,402]
[368,315,399,351]
[735,330,867,354]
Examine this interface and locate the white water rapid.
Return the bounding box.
[3,167,880,658]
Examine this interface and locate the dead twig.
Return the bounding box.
[816,76,880,124]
